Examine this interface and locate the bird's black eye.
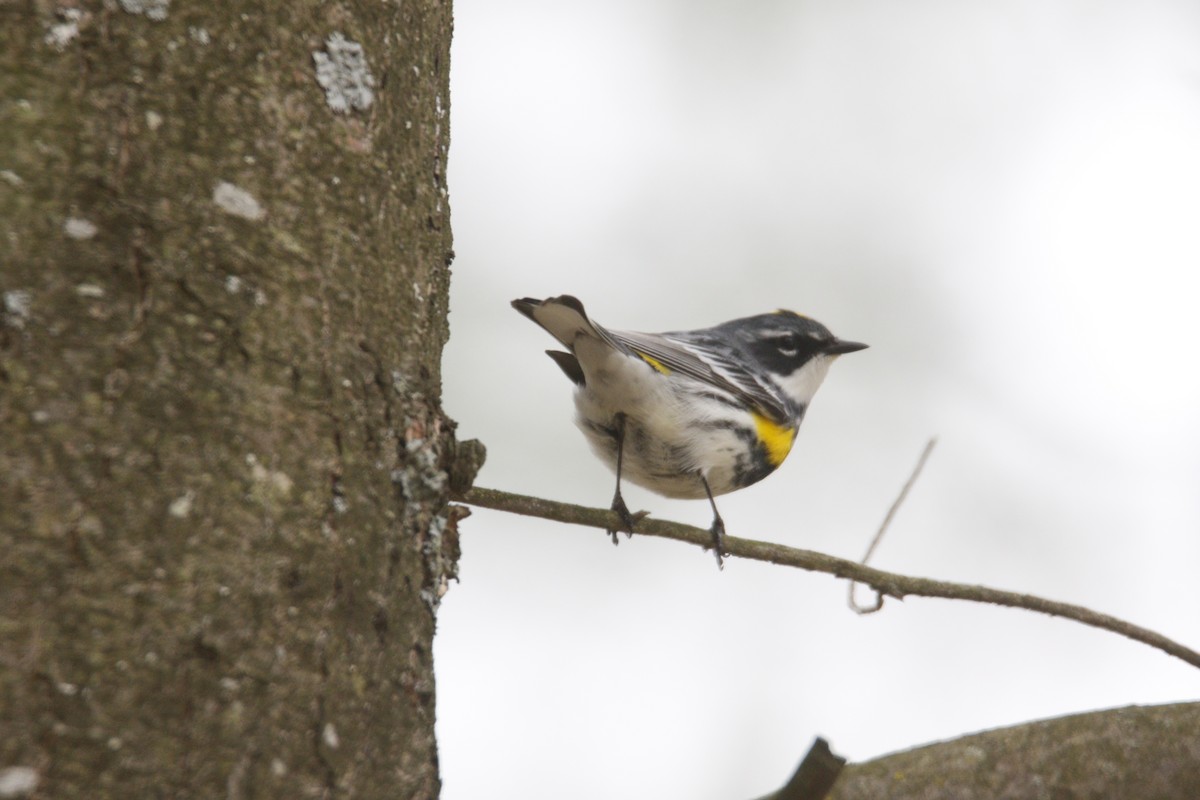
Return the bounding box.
[774,335,800,357]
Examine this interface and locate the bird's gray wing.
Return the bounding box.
[606,328,790,423]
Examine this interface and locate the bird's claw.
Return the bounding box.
[709,517,727,570]
[607,494,647,544]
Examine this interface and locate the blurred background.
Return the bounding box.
[435,1,1200,797]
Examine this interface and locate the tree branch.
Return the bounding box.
[454,486,1200,671]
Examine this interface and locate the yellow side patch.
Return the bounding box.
[752,412,797,467]
[635,352,672,375]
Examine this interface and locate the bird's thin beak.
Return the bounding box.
[824,339,869,355]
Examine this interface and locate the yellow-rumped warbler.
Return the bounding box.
[512,295,867,566]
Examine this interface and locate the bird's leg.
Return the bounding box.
[608,413,638,543]
[699,472,726,569]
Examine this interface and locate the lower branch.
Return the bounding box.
[455,486,1200,671]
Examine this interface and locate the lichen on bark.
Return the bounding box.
[1,2,458,796]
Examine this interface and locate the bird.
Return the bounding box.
[511,294,866,567]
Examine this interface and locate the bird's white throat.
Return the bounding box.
[776,354,835,407]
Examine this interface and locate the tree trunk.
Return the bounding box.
[1,2,458,797]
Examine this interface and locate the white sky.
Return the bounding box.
[436,2,1200,798]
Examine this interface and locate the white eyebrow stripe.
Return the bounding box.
[760,330,822,341]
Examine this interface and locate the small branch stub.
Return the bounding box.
[752,737,846,800]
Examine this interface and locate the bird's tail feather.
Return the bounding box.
[511,295,600,348]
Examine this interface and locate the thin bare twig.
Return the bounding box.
[454,486,1200,671]
[849,437,937,614]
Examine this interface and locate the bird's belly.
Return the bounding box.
[574,398,776,500]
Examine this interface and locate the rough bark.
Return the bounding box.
[1,1,458,797]
[828,702,1200,800]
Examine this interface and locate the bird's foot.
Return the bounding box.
[608,493,648,544]
[709,516,727,570]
